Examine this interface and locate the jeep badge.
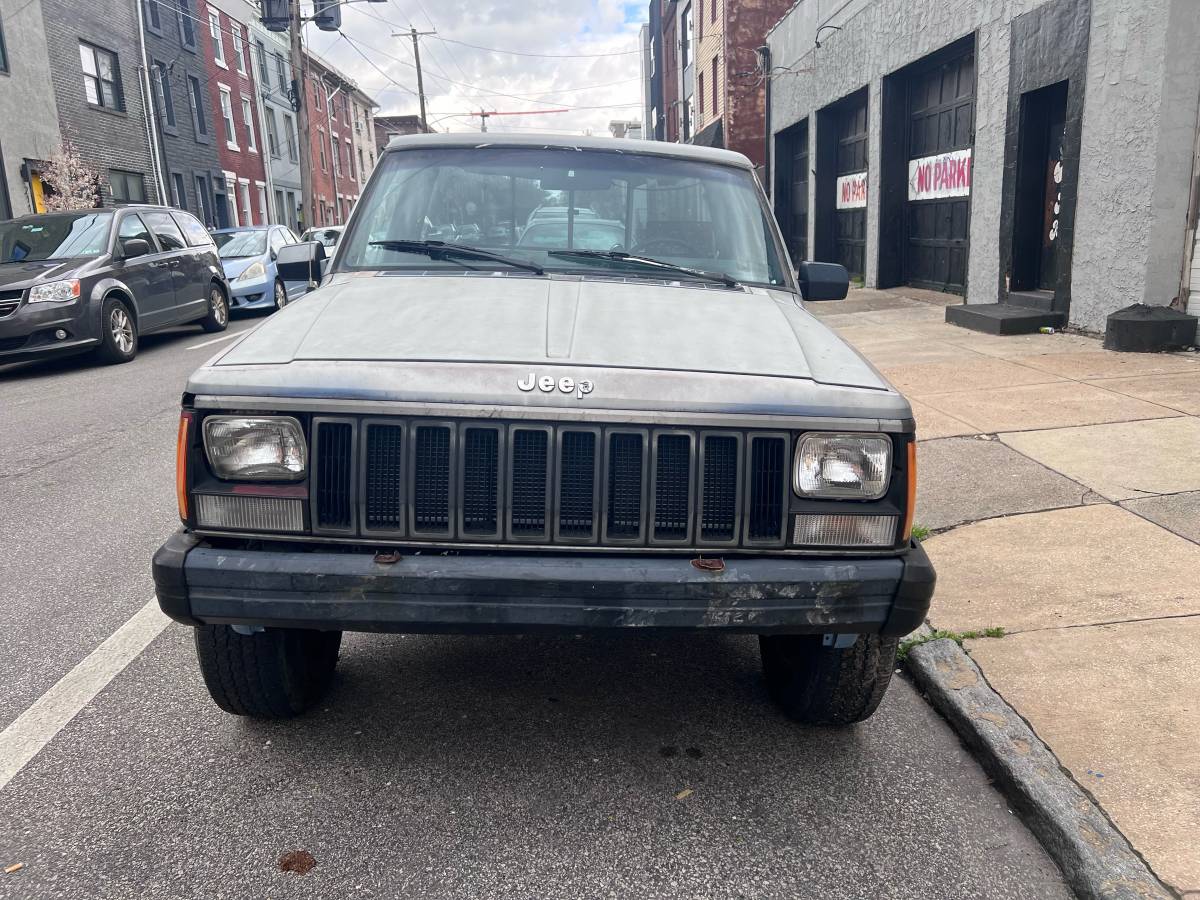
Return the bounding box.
[518,372,594,399]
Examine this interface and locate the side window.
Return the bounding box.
[173,211,213,247]
[268,229,288,255]
[117,214,156,254]
[142,211,187,251]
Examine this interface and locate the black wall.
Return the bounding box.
[997,0,1091,314]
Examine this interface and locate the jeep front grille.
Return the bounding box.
[311,418,790,549]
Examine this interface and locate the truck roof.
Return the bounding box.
[382,131,756,170]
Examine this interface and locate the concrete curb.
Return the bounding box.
[906,638,1174,900]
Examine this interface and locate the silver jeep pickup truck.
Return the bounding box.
[153,134,934,725]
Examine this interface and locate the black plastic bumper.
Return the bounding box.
[152,531,935,636]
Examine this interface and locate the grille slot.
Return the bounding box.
[606,432,644,539]
[315,421,354,530]
[653,433,692,541]
[412,425,451,533]
[461,427,499,535]
[558,431,597,538]
[364,423,404,531]
[0,290,22,318]
[747,435,787,542]
[700,434,739,542]
[510,429,549,537]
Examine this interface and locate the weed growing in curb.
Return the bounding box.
[911,524,931,542]
[898,626,1005,661]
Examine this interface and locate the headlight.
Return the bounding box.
[203,416,306,480]
[28,279,81,304]
[793,433,891,499]
[235,260,267,282]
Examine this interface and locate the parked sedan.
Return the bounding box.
[0,206,228,366]
[516,219,626,252]
[300,226,344,250]
[213,225,307,312]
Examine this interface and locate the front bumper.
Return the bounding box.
[228,278,273,309]
[153,531,935,635]
[0,302,97,362]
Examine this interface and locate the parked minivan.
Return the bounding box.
[0,206,229,365]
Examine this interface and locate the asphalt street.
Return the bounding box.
[0,315,1073,899]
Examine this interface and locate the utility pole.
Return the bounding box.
[393,28,435,132]
[289,1,314,230]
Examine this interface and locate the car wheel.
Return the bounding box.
[200,284,229,333]
[273,278,288,311]
[95,296,138,364]
[194,625,342,718]
[759,633,898,725]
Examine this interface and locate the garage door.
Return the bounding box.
[774,120,809,265]
[835,95,868,280]
[905,49,975,293]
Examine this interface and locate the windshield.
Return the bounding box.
[339,147,787,286]
[0,213,113,263]
[213,230,268,258]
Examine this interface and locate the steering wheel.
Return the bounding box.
[633,237,695,257]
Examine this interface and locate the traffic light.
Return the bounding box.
[313,0,341,31]
[261,0,289,32]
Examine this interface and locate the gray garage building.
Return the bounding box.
[766,0,1200,337]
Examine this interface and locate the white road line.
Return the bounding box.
[0,599,169,793]
[187,329,248,351]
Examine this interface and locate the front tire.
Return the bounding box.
[760,633,898,725]
[194,625,342,718]
[200,284,229,333]
[272,278,288,311]
[95,296,138,364]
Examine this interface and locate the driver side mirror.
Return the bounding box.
[276,241,327,291]
[797,261,850,302]
[121,238,151,260]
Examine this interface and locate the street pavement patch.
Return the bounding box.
[966,618,1200,893]
[918,380,1177,433]
[915,436,1086,531]
[1122,491,1200,543]
[924,505,1200,633]
[1001,417,1200,500]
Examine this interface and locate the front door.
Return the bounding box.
[114,212,174,329]
[1011,81,1069,294]
[141,210,203,324]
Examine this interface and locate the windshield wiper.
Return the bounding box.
[370,239,545,276]
[545,249,739,288]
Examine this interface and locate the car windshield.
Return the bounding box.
[0,212,114,263]
[213,230,268,258]
[338,147,787,286]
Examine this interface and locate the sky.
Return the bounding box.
[303,0,647,136]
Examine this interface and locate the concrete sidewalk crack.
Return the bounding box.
[1001,612,1200,636]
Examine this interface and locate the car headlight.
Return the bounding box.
[28,279,81,304]
[203,416,307,480]
[235,260,267,282]
[793,433,891,499]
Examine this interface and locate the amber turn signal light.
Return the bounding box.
[902,441,917,542]
[176,411,193,522]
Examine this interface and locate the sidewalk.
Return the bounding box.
[811,288,1200,896]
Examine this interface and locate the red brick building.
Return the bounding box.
[198,0,269,228]
[305,52,371,227]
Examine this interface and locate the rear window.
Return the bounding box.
[174,211,214,247]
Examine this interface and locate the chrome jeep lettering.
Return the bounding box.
[517,372,536,392]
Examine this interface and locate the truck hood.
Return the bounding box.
[215,273,888,391]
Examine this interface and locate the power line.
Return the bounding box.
[433,36,644,58]
[337,32,419,97]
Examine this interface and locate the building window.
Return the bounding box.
[317,127,327,170]
[345,138,354,179]
[274,188,286,225]
[187,74,207,137]
[283,113,298,162]
[0,13,7,74]
[170,172,187,209]
[218,86,238,149]
[152,61,175,128]
[241,97,257,151]
[109,169,146,202]
[178,0,196,50]
[331,134,340,176]
[238,180,252,226]
[357,147,365,178]
[80,42,124,111]
[255,39,270,84]
[143,1,162,34]
[680,4,692,69]
[698,0,703,39]
[264,107,280,157]
[710,0,715,22]
[195,174,210,226]
[256,184,268,224]
[209,11,226,67]
[698,72,704,117]
[273,52,287,92]
[231,25,246,74]
[711,56,718,118]
[314,79,323,110]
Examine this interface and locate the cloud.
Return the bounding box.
[307,0,646,135]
